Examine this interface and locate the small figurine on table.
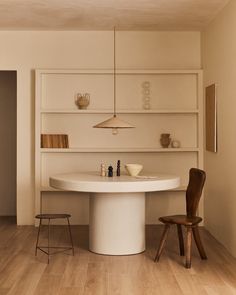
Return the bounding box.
[100,163,106,177]
[108,165,113,177]
[116,160,120,176]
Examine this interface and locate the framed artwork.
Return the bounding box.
[205,84,217,152]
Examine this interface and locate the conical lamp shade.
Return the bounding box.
[93,115,134,128]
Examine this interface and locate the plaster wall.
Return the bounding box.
[202,0,236,256]
[0,31,201,224]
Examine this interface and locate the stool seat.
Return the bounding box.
[35,214,71,219]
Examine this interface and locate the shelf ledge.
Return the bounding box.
[40,109,199,114]
[40,147,199,153]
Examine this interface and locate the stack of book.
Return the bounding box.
[41,134,69,148]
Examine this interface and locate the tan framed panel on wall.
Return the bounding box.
[205,84,217,152]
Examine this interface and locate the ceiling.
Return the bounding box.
[0,0,230,30]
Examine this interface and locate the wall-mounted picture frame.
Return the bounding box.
[205,84,217,152]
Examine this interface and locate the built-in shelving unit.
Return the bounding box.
[35,68,203,222]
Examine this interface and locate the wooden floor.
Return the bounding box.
[0,217,236,295]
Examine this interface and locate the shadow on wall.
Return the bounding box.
[0,71,17,218]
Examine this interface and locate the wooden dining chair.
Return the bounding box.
[154,168,207,268]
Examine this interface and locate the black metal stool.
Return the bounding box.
[35,214,74,264]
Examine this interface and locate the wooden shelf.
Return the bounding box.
[37,69,202,75]
[40,187,62,192]
[40,147,199,153]
[41,109,199,114]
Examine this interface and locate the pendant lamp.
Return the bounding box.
[93,28,135,135]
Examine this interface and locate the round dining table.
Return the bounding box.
[50,172,180,255]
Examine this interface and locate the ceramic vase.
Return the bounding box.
[75,93,90,109]
[160,133,171,148]
[171,140,181,148]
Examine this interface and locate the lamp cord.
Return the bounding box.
[113,27,116,117]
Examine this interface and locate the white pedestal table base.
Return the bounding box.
[89,192,145,255]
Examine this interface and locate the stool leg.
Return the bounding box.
[48,218,50,264]
[35,219,42,256]
[67,217,74,255]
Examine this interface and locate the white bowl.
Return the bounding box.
[125,164,143,177]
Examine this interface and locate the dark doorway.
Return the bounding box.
[0,71,16,220]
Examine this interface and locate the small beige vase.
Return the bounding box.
[75,93,90,109]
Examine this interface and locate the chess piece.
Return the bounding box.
[108,165,113,177]
[116,160,121,176]
[101,163,106,177]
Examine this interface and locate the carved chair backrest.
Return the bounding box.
[186,168,206,217]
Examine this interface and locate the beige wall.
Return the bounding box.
[202,0,236,257]
[0,71,16,215]
[0,31,201,225]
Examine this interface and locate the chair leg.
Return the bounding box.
[154,224,170,262]
[193,226,207,260]
[67,217,74,255]
[177,224,185,256]
[35,219,42,256]
[185,226,192,268]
